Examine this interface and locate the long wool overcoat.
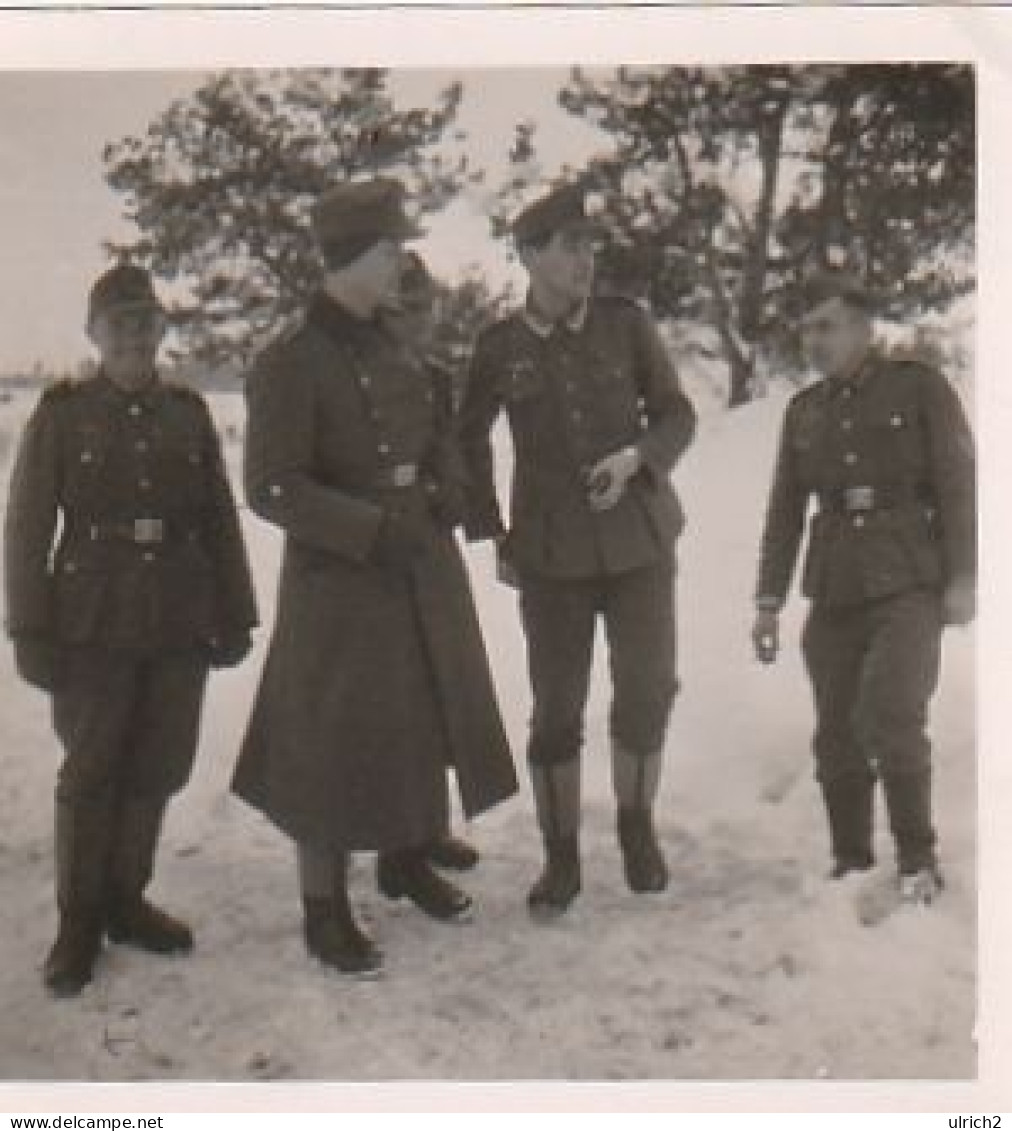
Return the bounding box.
[231,296,517,853]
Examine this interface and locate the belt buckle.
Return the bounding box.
[843,486,875,512]
[390,463,417,488]
[133,517,164,544]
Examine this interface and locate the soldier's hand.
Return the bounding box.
[208,629,253,669]
[751,610,779,664]
[942,575,976,627]
[372,508,428,571]
[13,634,57,691]
[585,446,642,512]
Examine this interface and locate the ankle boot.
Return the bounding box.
[302,896,382,975]
[107,898,193,953]
[44,911,104,997]
[377,848,473,922]
[107,798,193,954]
[617,808,669,893]
[528,834,581,915]
[425,832,479,872]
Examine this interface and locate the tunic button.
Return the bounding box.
[80,451,93,464]
[64,561,77,574]
[844,452,858,465]
[571,409,583,422]
[360,375,371,388]
[135,439,149,453]
[841,419,853,431]
[890,414,903,427]
[142,551,156,563]
[139,478,152,490]
[853,515,866,529]
[378,441,391,455]
[128,403,142,417]
[269,484,283,498]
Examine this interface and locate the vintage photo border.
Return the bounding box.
[0,1,1007,1116]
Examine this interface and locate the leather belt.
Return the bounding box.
[819,485,924,514]
[84,518,197,545]
[374,462,419,489]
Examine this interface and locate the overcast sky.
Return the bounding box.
[0,67,605,373]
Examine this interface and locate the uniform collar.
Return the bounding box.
[95,369,161,402]
[308,291,381,343]
[826,350,877,399]
[520,296,589,338]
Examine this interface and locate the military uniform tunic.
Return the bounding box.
[4,372,258,801]
[460,295,696,765]
[754,353,975,872]
[231,295,517,853]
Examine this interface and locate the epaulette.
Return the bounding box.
[788,377,830,410]
[40,378,80,401]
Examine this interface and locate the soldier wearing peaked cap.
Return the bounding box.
[231,177,517,975]
[459,180,697,916]
[751,268,976,906]
[4,262,258,997]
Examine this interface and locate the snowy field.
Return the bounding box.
[0,379,982,1102]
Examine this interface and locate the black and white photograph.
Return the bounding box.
[0,2,1003,1114]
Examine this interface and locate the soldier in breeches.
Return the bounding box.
[751,271,975,904]
[4,263,258,996]
[460,183,697,915]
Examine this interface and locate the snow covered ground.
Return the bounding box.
[0,380,986,1108]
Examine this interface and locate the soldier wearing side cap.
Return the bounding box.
[459,181,697,916]
[3,262,258,997]
[231,177,517,975]
[751,269,976,905]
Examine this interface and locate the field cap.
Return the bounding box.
[511,181,604,248]
[87,262,162,329]
[312,177,423,266]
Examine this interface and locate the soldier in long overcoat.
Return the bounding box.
[4,263,258,996]
[751,270,976,904]
[231,178,517,975]
[459,182,697,916]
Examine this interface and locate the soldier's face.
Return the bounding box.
[88,304,166,388]
[800,298,873,380]
[329,238,404,313]
[523,226,596,311]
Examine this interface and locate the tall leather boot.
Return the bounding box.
[302,850,382,975]
[106,797,193,953]
[44,800,113,997]
[820,775,876,878]
[882,771,939,876]
[527,759,582,915]
[613,744,668,893]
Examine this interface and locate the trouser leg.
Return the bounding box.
[519,576,596,913]
[104,653,207,953]
[42,798,115,996]
[45,651,136,995]
[854,590,943,875]
[802,606,876,873]
[604,561,677,893]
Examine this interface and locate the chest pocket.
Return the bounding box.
[62,419,113,510]
[789,401,832,484]
[499,354,545,403]
[868,398,926,480]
